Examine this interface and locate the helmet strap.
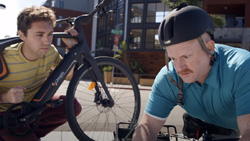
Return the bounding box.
[168,74,184,105]
[197,37,216,66]
[165,50,169,69]
[165,49,184,105]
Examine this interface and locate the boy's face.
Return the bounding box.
[19,21,54,61]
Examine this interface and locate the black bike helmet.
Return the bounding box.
[158,3,215,47]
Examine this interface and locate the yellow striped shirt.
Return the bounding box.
[0,42,62,111]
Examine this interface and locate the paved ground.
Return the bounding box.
[41,81,186,141]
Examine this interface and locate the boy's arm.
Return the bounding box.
[61,37,78,81]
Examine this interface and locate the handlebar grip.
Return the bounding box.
[99,0,113,7]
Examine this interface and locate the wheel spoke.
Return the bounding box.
[66,57,140,141]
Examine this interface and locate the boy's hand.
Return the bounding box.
[0,86,26,103]
[62,27,78,48]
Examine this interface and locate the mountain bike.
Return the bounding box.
[0,0,140,140]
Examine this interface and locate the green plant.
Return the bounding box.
[162,0,202,9]
[102,66,113,72]
[114,40,129,67]
[162,0,226,28]
[130,58,144,74]
[210,14,226,28]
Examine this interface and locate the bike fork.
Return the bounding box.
[85,57,114,107]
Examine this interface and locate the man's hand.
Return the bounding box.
[0,86,26,103]
[237,114,250,141]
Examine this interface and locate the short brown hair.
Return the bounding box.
[17,6,56,36]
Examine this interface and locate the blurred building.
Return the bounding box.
[95,0,170,76]
[44,0,94,13]
[44,0,250,77]
[44,0,94,55]
[203,0,250,50]
[96,0,250,76]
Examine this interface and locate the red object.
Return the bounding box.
[114,34,119,45]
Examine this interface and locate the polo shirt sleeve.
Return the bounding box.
[145,66,177,120]
[234,59,250,116]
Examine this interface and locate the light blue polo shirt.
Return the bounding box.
[145,44,250,130]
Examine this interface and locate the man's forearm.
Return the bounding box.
[240,129,250,141]
[132,124,157,141]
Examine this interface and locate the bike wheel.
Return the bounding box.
[66,57,141,141]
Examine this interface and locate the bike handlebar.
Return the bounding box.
[74,0,112,24]
[56,0,113,41]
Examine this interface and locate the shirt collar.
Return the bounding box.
[203,52,220,89]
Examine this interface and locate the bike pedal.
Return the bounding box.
[46,99,64,108]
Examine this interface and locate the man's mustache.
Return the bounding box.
[177,69,193,75]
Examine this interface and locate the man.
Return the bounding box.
[133,3,250,141]
[0,6,81,140]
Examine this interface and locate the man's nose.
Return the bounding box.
[175,60,186,71]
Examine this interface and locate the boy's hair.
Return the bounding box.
[17,6,56,36]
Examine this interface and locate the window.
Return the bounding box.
[107,34,114,49]
[147,3,170,23]
[57,38,61,46]
[96,32,115,49]
[118,8,124,24]
[58,16,63,28]
[109,0,116,7]
[51,0,55,7]
[146,29,162,49]
[129,29,142,49]
[98,16,106,33]
[107,12,116,31]
[59,0,64,8]
[235,17,244,27]
[225,14,245,27]
[131,4,143,23]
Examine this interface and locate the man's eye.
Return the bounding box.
[183,55,189,58]
[36,34,43,37]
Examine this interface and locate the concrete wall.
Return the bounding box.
[214,28,250,50]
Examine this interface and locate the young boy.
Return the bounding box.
[0,6,81,141]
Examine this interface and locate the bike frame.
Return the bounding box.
[0,0,113,109]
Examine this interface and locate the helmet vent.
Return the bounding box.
[165,17,175,42]
[175,2,187,10]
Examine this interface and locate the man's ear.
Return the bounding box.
[206,40,215,54]
[18,30,25,41]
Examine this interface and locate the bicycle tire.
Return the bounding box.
[66,57,141,141]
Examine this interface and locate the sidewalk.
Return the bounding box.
[41,82,186,141]
[42,131,78,141]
